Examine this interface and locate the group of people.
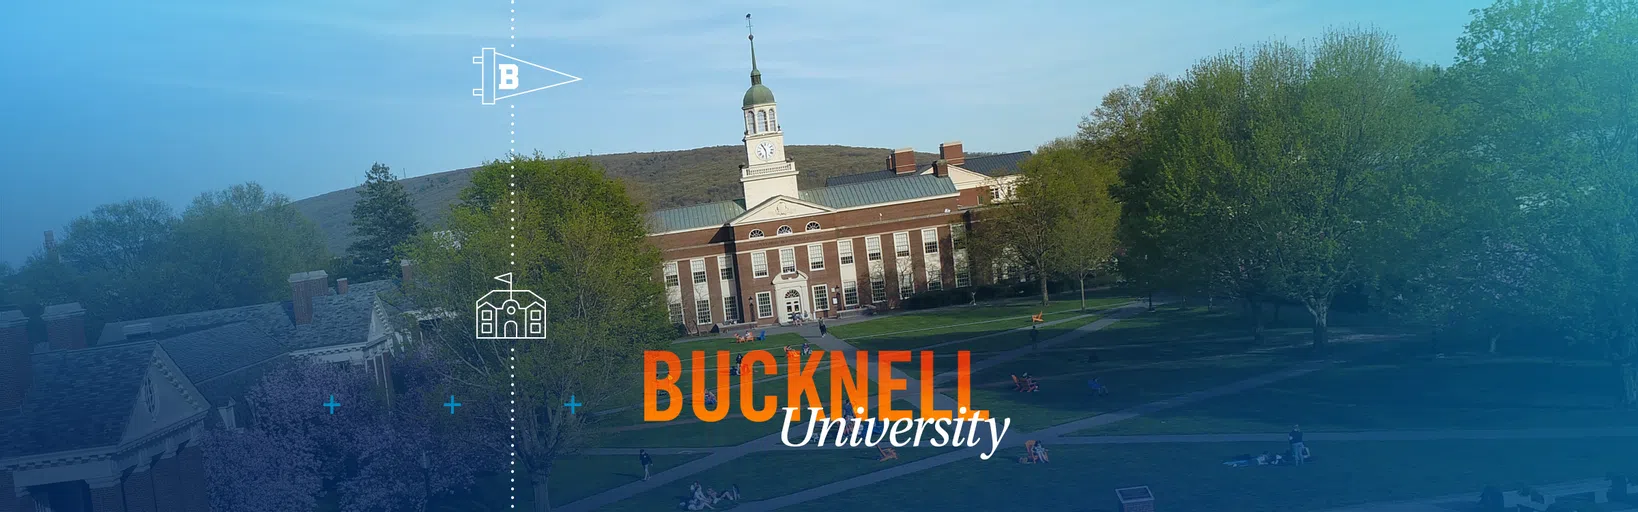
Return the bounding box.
[1020,440,1050,464]
[681,482,740,510]
[1015,373,1041,392]
[1222,425,1313,468]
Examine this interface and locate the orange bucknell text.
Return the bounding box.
[642,350,985,422]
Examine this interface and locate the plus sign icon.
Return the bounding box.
[471,48,582,105]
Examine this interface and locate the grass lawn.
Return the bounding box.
[598,446,951,512]
[832,294,1132,341]
[783,438,1638,512]
[1077,353,1638,436]
[658,333,810,373]
[428,453,707,510]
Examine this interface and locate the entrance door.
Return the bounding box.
[782,289,803,323]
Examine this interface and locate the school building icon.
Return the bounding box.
[474,273,547,339]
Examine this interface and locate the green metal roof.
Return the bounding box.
[648,175,957,233]
[743,84,775,107]
[650,199,746,233]
[799,174,957,210]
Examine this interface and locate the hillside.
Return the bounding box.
[293,145,968,255]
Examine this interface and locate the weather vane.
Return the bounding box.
[746,13,753,40]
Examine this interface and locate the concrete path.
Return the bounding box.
[557,301,1149,512]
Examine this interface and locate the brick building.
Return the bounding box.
[648,33,1028,334]
[0,269,408,512]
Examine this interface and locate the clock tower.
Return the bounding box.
[739,16,798,208]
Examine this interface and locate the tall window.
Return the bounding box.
[805,221,820,231]
[719,259,735,281]
[756,292,774,319]
[870,279,886,303]
[668,301,684,324]
[745,111,755,133]
[866,236,882,261]
[843,281,860,308]
[807,243,824,271]
[690,258,707,284]
[766,108,777,130]
[956,250,972,288]
[893,232,911,257]
[813,285,830,311]
[779,247,796,274]
[899,270,915,299]
[839,240,854,265]
[144,378,156,419]
[723,296,739,323]
[927,263,943,291]
[695,299,712,325]
[777,225,793,235]
[664,262,679,287]
[921,228,939,254]
[752,252,768,278]
[757,110,768,132]
[951,223,967,250]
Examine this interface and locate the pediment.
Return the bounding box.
[942,165,997,190]
[730,195,833,225]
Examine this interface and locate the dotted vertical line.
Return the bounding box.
[508,2,518,509]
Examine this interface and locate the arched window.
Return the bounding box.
[756,111,768,133]
[784,289,800,299]
[748,229,764,239]
[767,108,777,131]
[804,221,820,231]
[777,225,793,235]
[745,111,755,134]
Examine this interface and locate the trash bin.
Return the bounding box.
[1115,486,1155,512]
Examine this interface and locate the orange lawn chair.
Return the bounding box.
[878,446,899,461]
[1011,375,1024,392]
[1031,312,1044,323]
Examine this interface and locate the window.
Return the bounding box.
[668,301,684,324]
[751,252,768,278]
[757,110,768,132]
[951,223,967,250]
[664,262,679,287]
[991,187,1003,201]
[767,108,777,130]
[745,111,755,134]
[779,247,796,274]
[748,229,764,239]
[719,260,735,281]
[691,259,707,284]
[843,281,860,308]
[756,292,774,319]
[922,228,939,254]
[893,232,911,257]
[899,271,916,299]
[807,243,824,271]
[723,297,739,323]
[144,378,156,419]
[695,299,713,325]
[927,264,943,291]
[866,237,882,261]
[813,285,830,311]
[870,279,886,303]
[805,221,820,231]
[838,240,854,265]
[777,225,793,235]
[956,249,972,288]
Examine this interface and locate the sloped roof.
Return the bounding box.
[822,151,1034,187]
[650,175,958,232]
[0,342,157,459]
[99,280,394,351]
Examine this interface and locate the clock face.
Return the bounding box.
[756,142,776,161]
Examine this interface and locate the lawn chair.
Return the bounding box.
[1031,312,1044,323]
[1019,440,1040,464]
[756,330,767,341]
[1087,378,1109,396]
[878,447,899,461]
[1011,375,1025,392]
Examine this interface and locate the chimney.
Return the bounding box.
[0,310,29,410]
[934,159,949,178]
[336,278,349,295]
[400,259,415,286]
[939,141,964,166]
[42,231,55,254]
[288,270,329,325]
[42,303,86,351]
[891,148,917,175]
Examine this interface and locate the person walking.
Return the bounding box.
[1030,325,1040,344]
[640,449,654,480]
[1288,425,1305,466]
[818,320,827,337]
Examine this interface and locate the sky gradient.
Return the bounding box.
[0,0,1490,265]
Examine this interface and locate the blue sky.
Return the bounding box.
[0,0,1489,265]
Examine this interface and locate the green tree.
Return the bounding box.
[402,154,671,511]
[1438,0,1638,404]
[347,163,422,281]
[55,198,180,320]
[170,183,330,311]
[1032,139,1122,310]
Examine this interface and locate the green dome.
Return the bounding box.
[743,83,775,107]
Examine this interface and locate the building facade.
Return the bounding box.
[648,33,1029,333]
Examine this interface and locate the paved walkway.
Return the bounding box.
[557,302,1149,512]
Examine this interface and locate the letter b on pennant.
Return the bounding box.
[498,64,520,90]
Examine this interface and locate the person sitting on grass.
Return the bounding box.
[1033,440,1050,463]
[729,363,740,376]
[801,341,812,356]
[1020,373,1040,392]
[723,484,741,502]
[703,391,718,408]
[1256,451,1271,465]
[878,446,899,461]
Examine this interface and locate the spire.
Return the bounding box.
[746,13,762,85]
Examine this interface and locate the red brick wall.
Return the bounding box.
[90,481,126,512]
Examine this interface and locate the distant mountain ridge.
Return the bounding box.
[290,144,1005,255]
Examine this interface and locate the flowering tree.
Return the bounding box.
[204,347,501,512]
